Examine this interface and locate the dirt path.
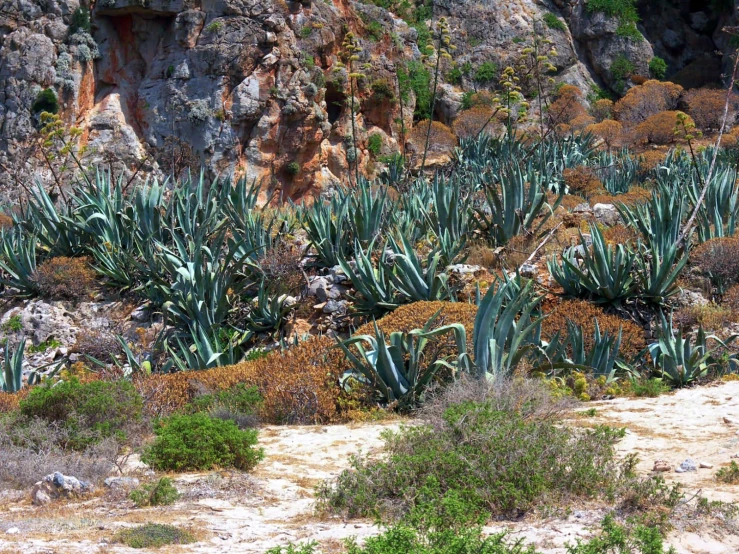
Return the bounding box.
[2,384,739,553]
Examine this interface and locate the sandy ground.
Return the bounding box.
[2,382,739,553]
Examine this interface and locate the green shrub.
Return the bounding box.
[446,64,464,85]
[649,57,667,80]
[543,13,566,32]
[206,20,223,33]
[398,61,431,119]
[317,399,623,526]
[285,161,300,176]
[130,477,181,507]
[371,79,395,102]
[630,378,670,398]
[367,133,383,156]
[610,55,635,93]
[32,88,59,115]
[20,378,143,449]
[188,383,261,428]
[566,514,675,554]
[69,7,91,34]
[366,20,384,41]
[474,61,498,84]
[114,524,194,549]
[715,461,739,484]
[1,315,22,333]
[141,412,263,472]
[299,26,313,38]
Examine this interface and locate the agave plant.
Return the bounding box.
[19,183,86,256]
[548,225,638,305]
[387,234,450,302]
[339,239,398,316]
[337,311,468,407]
[0,228,39,296]
[166,324,251,371]
[565,320,622,384]
[426,174,471,265]
[648,313,735,387]
[244,280,294,333]
[1,339,26,392]
[301,194,351,268]
[346,179,392,244]
[472,279,545,378]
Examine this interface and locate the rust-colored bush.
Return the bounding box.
[139,336,343,423]
[32,256,97,301]
[589,187,651,208]
[452,106,497,139]
[691,237,739,295]
[548,85,588,127]
[674,303,733,332]
[591,99,614,122]
[0,214,13,229]
[585,119,623,150]
[563,166,605,198]
[723,284,739,318]
[638,150,667,172]
[541,300,646,360]
[635,111,691,145]
[0,390,25,413]
[684,88,739,132]
[613,80,683,124]
[409,120,458,154]
[603,224,638,247]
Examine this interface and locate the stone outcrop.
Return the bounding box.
[0,1,736,200]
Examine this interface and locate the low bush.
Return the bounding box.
[613,80,682,124]
[130,477,180,507]
[114,524,195,549]
[188,383,262,428]
[649,56,667,80]
[715,461,739,484]
[635,111,690,145]
[141,412,263,472]
[563,166,605,198]
[367,133,383,156]
[630,377,670,398]
[452,106,497,139]
[32,256,96,301]
[691,237,739,297]
[684,88,739,132]
[541,300,646,360]
[585,119,623,149]
[409,121,457,154]
[317,381,622,525]
[20,378,144,450]
[32,88,59,115]
[139,335,342,423]
[0,413,117,488]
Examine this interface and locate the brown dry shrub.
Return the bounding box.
[691,237,739,294]
[563,166,606,198]
[585,119,623,149]
[354,301,478,356]
[638,150,667,172]
[0,214,13,229]
[548,85,588,127]
[73,329,123,361]
[630,74,649,86]
[463,90,497,108]
[558,194,589,211]
[466,242,498,269]
[0,390,25,413]
[591,99,614,122]
[721,127,739,149]
[723,284,739,317]
[257,243,304,296]
[139,336,342,423]
[613,80,683,124]
[674,303,733,332]
[409,120,458,153]
[589,187,651,208]
[684,88,739,132]
[603,224,639,247]
[32,256,97,301]
[541,299,646,360]
[570,114,596,132]
[635,111,690,145]
[452,106,497,139]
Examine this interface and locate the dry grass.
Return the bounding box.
[32,256,97,301]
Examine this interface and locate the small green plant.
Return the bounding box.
[367,133,383,156]
[649,57,667,80]
[32,88,59,115]
[371,79,395,102]
[1,315,22,333]
[188,383,262,428]
[69,6,91,34]
[114,524,194,549]
[27,337,61,354]
[446,64,464,85]
[285,161,300,177]
[166,65,175,78]
[141,412,263,472]
[715,461,739,484]
[366,20,384,41]
[206,20,223,33]
[303,54,315,68]
[587,0,640,41]
[474,61,498,83]
[610,54,635,93]
[299,26,313,38]
[543,13,567,32]
[566,514,675,554]
[631,377,670,398]
[582,408,598,417]
[130,477,181,507]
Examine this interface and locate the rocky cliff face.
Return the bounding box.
[0,0,736,201]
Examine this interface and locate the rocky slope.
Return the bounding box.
[0,0,736,200]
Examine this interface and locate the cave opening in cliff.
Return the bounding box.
[325,83,346,125]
